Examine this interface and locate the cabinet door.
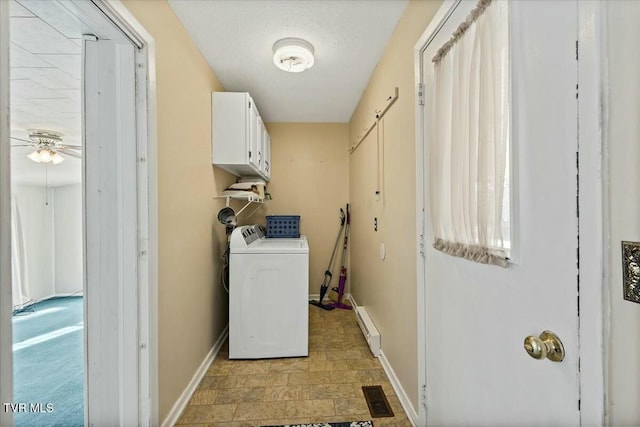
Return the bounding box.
[212,92,249,168]
[256,114,264,172]
[247,97,260,170]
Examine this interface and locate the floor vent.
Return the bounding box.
[355,306,381,357]
[362,385,394,418]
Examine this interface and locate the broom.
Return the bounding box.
[309,208,345,310]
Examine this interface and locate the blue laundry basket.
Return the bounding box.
[266,215,300,238]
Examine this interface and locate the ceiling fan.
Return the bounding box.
[10,129,82,165]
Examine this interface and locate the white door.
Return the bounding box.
[420,1,580,425]
[83,35,140,426]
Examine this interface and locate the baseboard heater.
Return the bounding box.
[355,305,381,357]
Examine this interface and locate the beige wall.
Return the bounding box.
[263,123,350,295]
[348,0,441,412]
[122,1,236,423]
[606,2,640,424]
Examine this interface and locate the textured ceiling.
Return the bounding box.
[168,0,408,122]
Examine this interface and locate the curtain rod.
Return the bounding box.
[432,0,492,64]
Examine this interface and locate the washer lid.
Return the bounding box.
[231,235,308,254]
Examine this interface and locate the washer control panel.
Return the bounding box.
[231,225,266,248]
[254,224,266,239]
[241,226,258,245]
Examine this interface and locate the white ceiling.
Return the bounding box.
[167,0,408,123]
[9,0,85,187]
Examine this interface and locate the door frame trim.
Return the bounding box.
[91,1,159,424]
[0,1,14,425]
[413,1,606,425]
[413,3,462,425]
[576,1,607,424]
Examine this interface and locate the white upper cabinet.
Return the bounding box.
[212,92,270,181]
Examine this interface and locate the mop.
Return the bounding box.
[309,208,345,310]
[328,203,352,310]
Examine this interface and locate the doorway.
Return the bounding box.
[8,3,85,423]
[0,1,157,425]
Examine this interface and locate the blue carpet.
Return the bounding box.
[13,296,84,427]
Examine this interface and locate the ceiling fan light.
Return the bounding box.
[51,152,64,165]
[38,149,52,163]
[27,149,42,163]
[273,38,315,73]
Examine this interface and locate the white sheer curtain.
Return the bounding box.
[11,195,31,309]
[430,0,510,267]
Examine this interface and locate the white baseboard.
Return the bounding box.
[308,293,352,303]
[47,292,83,298]
[161,324,229,427]
[39,292,84,302]
[349,294,417,426]
[347,293,358,307]
[13,293,83,311]
[379,349,418,427]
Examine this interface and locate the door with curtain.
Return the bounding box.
[420,1,581,424]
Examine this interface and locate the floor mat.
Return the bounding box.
[12,296,84,427]
[260,422,374,427]
[362,385,394,418]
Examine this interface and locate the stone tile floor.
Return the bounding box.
[175,307,412,427]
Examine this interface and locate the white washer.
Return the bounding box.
[229,225,309,359]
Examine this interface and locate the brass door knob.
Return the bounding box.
[523,330,565,362]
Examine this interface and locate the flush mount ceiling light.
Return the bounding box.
[272,38,315,73]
